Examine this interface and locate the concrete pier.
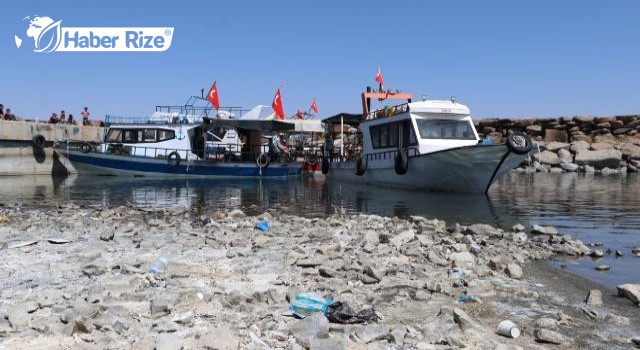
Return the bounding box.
[0,120,103,175]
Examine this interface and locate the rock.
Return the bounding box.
[171,310,194,324]
[621,143,640,160]
[512,223,525,232]
[535,318,559,329]
[452,307,477,331]
[82,264,105,277]
[560,162,579,172]
[100,230,115,241]
[575,149,622,168]
[595,264,610,271]
[360,274,379,285]
[297,258,324,268]
[363,265,383,282]
[196,327,240,349]
[505,263,523,279]
[586,289,603,306]
[531,225,558,235]
[605,313,630,325]
[545,142,570,152]
[590,142,613,150]
[7,306,30,330]
[155,333,183,350]
[355,325,390,343]
[617,284,640,305]
[632,336,640,347]
[570,141,590,152]
[488,257,502,271]
[450,252,476,270]
[465,224,501,238]
[534,328,571,344]
[390,326,407,346]
[291,313,329,348]
[228,209,246,218]
[390,230,416,247]
[513,232,527,246]
[590,250,604,258]
[150,297,172,316]
[537,151,560,165]
[318,267,339,278]
[616,250,624,257]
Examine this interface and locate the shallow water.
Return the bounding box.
[1,172,638,288]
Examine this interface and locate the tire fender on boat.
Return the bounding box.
[167,151,181,166]
[32,134,46,149]
[256,152,270,169]
[80,142,92,154]
[321,157,330,174]
[506,131,533,155]
[306,154,319,166]
[355,155,367,176]
[394,149,409,175]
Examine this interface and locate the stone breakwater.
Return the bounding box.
[0,205,638,349]
[475,115,640,173]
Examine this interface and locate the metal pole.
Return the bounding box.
[340,116,344,158]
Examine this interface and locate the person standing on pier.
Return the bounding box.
[4,109,16,120]
[81,107,90,125]
[60,110,66,123]
[49,113,59,124]
[68,114,75,124]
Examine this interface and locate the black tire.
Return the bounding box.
[306,154,319,166]
[506,131,533,155]
[394,149,409,175]
[355,156,367,176]
[80,142,92,154]
[321,157,330,174]
[32,134,46,149]
[167,151,181,166]
[256,152,270,169]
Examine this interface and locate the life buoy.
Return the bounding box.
[256,152,270,169]
[306,154,319,166]
[80,142,92,154]
[167,151,181,166]
[394,149,409,175]
[506,131,533,155]
[355,155,367,176]
[32,134,46,149]
[321,158,330,174]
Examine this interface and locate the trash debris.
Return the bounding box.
[289,293,333,318]
[149,248,178,275]
[47,238,72,244]
[324,301,378,324]
[451,268,473,279]
[496,320,521,338]
[0,214,10,224]
[456,295,482,304]
[255,220,270,231]
[8,240,38,249]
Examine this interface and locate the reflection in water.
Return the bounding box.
[0,172,638,287]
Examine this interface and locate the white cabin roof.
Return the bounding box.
[408,100,470,116]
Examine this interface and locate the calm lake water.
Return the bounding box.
[1,172,638,289]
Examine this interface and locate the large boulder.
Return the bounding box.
[557,149,573,163]
[570,141,590,152]
[617,284,640,305]
[545,142,570,152]
[621,143,640,160]
[574,149,622,168]
[536,151,560,165]
[590,142,613,150]
[450,252,475,270]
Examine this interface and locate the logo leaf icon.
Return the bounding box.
[35,20,62,53]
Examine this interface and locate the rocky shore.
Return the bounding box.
[475,115,640,173]
[0,205,639,349]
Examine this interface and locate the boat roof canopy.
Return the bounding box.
[409,100,470,115]
[203,117,295,132]
[323,113,362,127]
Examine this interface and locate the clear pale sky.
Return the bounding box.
[1,0,639,120]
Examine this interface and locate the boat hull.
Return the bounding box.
[63,150,302,177]
[328,145,528,193]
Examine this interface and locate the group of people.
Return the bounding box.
[0,104,16,120]
[49,107,91,125]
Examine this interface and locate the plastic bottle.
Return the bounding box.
[149,248,178,275]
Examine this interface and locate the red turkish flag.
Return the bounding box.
[310,99,318,114]
[272,88,285,120]
[375,68,384,90]
[207,82,220,110]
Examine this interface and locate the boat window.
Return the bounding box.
[370,122,400,149]
[388,123,398,148]
[416,120,476,140]
[143,129,156,142]
[106,129,122,142]
[158,129,175,141]
[380,126,389,148]
[123,130,138,143]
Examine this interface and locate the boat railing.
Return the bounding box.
[325,146,419,163]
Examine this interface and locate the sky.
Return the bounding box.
[1,0,639,120]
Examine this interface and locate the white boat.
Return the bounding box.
[59,97,302,178]
[323,91,533,193]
